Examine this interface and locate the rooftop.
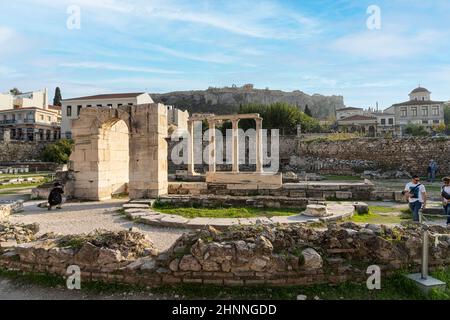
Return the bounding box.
[338,115,377,122]
[392,100,444,107]
[336,107,363,112]
[410,87,430,94]
[63,92,146,102]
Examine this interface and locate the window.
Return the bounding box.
[40,115,44,121]
[86,105,92,108]
[388,118,394,125]
[65,131,72,139]
[107,104,113,108]
[422,106,428,116]
[118,104,123,107]
[422,97,425,101]
[77,105,82,116]
[433,120,440,124]
[422,120,429,125]
[401,107,407,117]
[96,104,102,107]
[381,119,386,125]
[432,106,440,116]
[67,106,72,117]
[48,116,51,122]
[128,103,133,106]
[411,107,418,117]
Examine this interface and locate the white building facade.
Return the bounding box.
[61,93,154,139]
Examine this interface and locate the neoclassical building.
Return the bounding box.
[385,87,445,135]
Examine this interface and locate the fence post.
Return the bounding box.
[421,230,429,280]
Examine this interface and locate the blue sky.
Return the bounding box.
[1,0,450,108]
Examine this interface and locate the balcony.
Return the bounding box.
[0,120,17,125]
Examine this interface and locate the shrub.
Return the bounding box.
[404,123,428,136]
[237,102,321,134]
[40,139,74,164]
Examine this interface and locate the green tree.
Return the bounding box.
[237,102,321,134]
[304,104,313,117]
[404,123,428,136]
[40,139,74,164]
[444,105,450,128]
[9,88,22,95]
[53,87,62,106]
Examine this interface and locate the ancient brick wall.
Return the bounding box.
[0,141,47,162]
[282,137,450,175]
[1,223,449,288]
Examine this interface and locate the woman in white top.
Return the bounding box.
[442,177,450,227]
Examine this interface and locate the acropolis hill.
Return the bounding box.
[151,84,345,118]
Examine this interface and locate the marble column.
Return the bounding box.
[255,118,263,173]
[187,120,195,175]
[208,120,216,173]
[232,119,239,173]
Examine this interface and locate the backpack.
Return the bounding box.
[442,186,450,200]
[409,184,422,199]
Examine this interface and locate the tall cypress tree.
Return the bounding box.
[304,104,313,117]
[53,87,62,106]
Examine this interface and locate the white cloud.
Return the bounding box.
[333,30,444,59]
[60,61,181,74]
[0,27,15,44]
[149,45,236,64]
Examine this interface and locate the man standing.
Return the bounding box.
[404,175,427,222]
[427,160,438,183]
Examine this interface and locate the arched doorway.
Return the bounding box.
[68,104,168,201]
[98,119,130,197]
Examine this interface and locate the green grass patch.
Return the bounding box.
[0,181,44,190]
[153,205,300,219]
[1,267,450,300]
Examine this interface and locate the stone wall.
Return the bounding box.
[0,201,24,219]
[1,223,449,287]
[168,181,377,201]
[282,137,450,176]
[0,141,48,162]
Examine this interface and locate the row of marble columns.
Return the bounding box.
[187,117,263,175]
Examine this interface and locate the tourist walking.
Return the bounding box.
[48,182,65,210]
[442,177,450,227]
[404,175,427,222]
[427,160,439,183]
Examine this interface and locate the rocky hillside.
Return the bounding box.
[151,85,344,119]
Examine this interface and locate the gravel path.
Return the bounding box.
[0,277,172,300]
[6,200,185,251]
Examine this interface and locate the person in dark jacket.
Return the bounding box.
[48,182,64,210]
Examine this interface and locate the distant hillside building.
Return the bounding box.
[385,87,445,135]
[0,89,61,142]
[336,107,364,120]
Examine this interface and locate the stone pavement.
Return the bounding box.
[122,201,355,229]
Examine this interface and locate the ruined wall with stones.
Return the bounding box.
[169,137,450,176]
[282,137,450,176]
[1,222,450,288]
[0,142,47,162]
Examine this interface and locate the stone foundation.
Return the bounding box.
[1,223,449,288]
[169,180,376,201]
